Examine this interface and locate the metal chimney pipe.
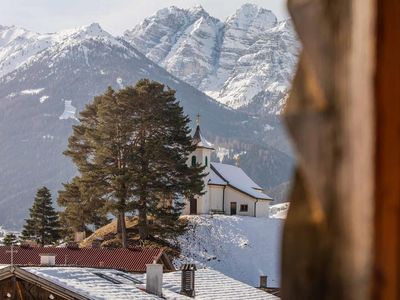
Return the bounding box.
[260,275,268,289]
[181,264,197,297]
[146,263,163,297]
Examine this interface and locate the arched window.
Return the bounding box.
[205,156,208,167]
[191,155,196,167]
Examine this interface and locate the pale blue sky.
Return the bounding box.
[0,0,288,35]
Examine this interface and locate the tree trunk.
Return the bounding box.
[117,211,128,248]
[138,199,148,240]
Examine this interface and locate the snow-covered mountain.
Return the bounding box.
[124,4,300,114]
[0,22,293,229]
[0,25,54,78]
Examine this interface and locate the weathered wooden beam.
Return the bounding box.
[373,0,400,299]
[282,0,375,299]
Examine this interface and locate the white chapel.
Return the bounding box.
[183,120,273,217]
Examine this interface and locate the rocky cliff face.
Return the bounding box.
[124,4,300,114]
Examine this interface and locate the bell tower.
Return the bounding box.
[187,114,214,214]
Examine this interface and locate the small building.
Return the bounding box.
[183,122,273,217]
[0,265,279,299]
[0,246,174,272]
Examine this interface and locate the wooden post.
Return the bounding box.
[373,0,400,299]
[282,0,375,299]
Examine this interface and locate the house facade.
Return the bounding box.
[183,123,272,217]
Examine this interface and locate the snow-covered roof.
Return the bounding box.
[210,163,272,200]
[192,125,214,149]
[209,167,227,185]
[137,268,279,300]
[24,267,162,300]
[13,266,278,299]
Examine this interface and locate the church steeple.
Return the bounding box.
[196,113,200,126]
[192,114,214,150]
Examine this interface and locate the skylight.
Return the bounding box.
[115,273,143,284]
[93,272,123,284]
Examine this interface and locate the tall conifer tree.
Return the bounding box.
[62,79,205,245]
[58,176,109,239]
[21,187,60,246]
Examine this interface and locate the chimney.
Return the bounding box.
[74,231,86,242]
[39,254,56,265]
[181,264,196,297]
[260,275,268,289]
[146,262,163,297]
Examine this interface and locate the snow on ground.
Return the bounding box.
[39,95,49,103]
[20,88,44,95]
[269,203,289,219]
[216,146,230,162]
[59,100,78,121]
[175,215,283,287]
[116,77,124,89]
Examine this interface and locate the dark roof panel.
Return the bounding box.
[0,247,166,273]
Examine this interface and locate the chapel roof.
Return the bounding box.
[209,163,273,200]
[192,125,214,150]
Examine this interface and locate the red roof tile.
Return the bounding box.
[0,246,164,272]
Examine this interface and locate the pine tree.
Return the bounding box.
[21,186,61,246]
[2,233,17,246]
[62,79,205,244]
[58,176,109,239]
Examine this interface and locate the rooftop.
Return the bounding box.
[192,125,214,150]
[0,266,279,299]
[210,162,273,200]
[0,246,172,273]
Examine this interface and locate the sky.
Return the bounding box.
[0,0,288,35]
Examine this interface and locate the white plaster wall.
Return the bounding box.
[224,187,256,217]
[209,185,224,211]
[224,187,271,217]
[184,147,213,214]
[255,201,270,218]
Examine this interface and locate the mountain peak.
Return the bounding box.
[52,22,120,47]
[0,25,37,48]
[81,22,103,33]
[188,4,206,14]
[227,3,277,29]
[61,22,107,37]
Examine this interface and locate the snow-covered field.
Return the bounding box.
[269,202,290,219]
[175,215,283,287]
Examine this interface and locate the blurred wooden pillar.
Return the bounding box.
[282,0,400,299]
[373,0,400,299]
[282,0,376,299]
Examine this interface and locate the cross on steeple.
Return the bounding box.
[6,244,18,266]
[196,113,200,126]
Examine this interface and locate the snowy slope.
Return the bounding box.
[175,215,283,287]
[269,202,290,219]
[124,4,300,114]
